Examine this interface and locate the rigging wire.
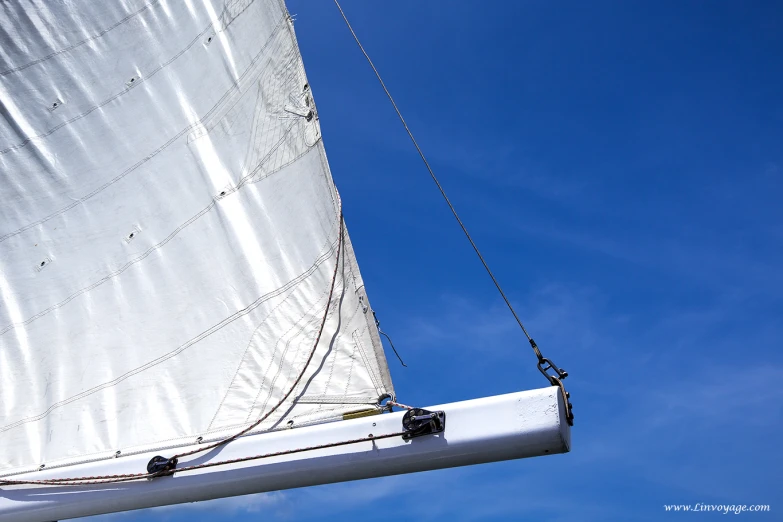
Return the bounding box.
[373,310,407,367]
[332,0,573,424]
[379,329,407,367]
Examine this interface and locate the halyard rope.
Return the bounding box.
[388,401,413,410]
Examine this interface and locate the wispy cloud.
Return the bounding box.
[75,492,285,521]
[395,279,782,485]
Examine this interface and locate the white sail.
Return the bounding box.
[0,0,393,476]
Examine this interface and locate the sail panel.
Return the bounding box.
[0,0,393,474]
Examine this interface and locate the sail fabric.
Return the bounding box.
[0,0,393,475]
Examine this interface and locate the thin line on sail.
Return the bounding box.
[0,230,340,434]
[0,18,290,242]
[0,5,252,155]
[0,121,303,337]
[296,396,378,405]
[0,0,164,76]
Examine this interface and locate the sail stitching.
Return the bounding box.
[245,288,333,423]
[197,51,303,177]
[207,274,332,430]
[202,404,348,440]
[299,264,366,414]
[0,0,264,154]
[167,210,347,463]
[206,227,335,429]
[252,300,330,421]
[341,340,360,401]
[0,233,340,434]
[297,395,378,405]
[220,0,258,32]
[259,276,363,425]
[353,330,384,394]
[0,17,289,243]
[284,292,364,423]
[0,0,164,76]
[0,120,303,337]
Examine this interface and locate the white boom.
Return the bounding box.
[0,387,570,522]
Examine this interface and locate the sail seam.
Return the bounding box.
[282,291,364,426]
[0,121,304,337]
[167,210,347,463]
[259,277,362,424]
[207,267,333,430]
[0,16,289,243]
[0,0,164,76]
[342,340,359,401]
[300,266,366,415]
[353,330,384,394]
[306,261,365,416]
[244,287,333,423]
[0,233,341,434]
[2,208,347,475]
[297,395,378,405]
[0,0,264,154]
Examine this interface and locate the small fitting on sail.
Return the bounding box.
[35,257,52,272]
[282,104,313,121]
[401,408,446,440]
[281,83,316,124]
[125,74,141,89]
[47,98,64,112]
[146,455,178,476]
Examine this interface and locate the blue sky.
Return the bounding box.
[83,1,782,520]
